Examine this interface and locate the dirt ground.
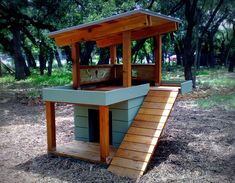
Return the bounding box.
[0,86,234,183]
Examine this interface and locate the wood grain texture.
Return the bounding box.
[115,148,152,162]
[99,106,110,162]
[97,22,178,48]
[110,45,117,64]
[53,141,117,163]
[71,43,80,89]
[45,101,56,152]
[122,31,132,87]
[108,165,144,179]
[108,88,179,179]
[55,15,149,46]
[154,35,162,85]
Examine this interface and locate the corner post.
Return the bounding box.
[122,31,131,87]
[110,45,117,64]
[154,34,162,86]
[99,106,109,163]
[45,101,56,152]
[71,42,80,89]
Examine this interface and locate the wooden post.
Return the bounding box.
[154,35,162,86]
[122,31,132,87]
[71,42,80,89]
[110,45,116,64]
[99,106,109,162]
[45,101,56,152]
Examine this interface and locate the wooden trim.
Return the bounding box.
[154,35,162,85]
[45,101,56,152]
[71,43,80,89]
[80,64,114,69]
[99,106,110,162]
[122,31,132,87]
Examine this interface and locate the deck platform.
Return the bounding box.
[51,141,117,164]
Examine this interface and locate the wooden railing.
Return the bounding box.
[79,64,155,86]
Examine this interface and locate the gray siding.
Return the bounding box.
[74,96,145,147]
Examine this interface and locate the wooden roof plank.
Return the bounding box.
[96,22,178,48]
[54,14,150,46]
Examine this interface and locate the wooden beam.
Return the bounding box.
[110,45,117,64]
[154,35,162,85]
[46,101,56,152]
[54,15,150,46]
[71,43,80,89]
[99,106,110,163]
[122,31,132,87]
[97,22,177,48]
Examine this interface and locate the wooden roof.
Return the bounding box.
[48,9,181,47]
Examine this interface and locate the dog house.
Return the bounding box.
[43,9,192,179]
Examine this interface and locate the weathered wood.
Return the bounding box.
[122,31,132,87]
[97,22,178,48]
[55,15,150,46]
[80,67,112,84]
[45,101,56,152]
[115,64,155,81]
[154,35,162,85]
[71,43,80,89]
[99,106,110,162]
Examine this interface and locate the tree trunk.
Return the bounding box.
[39,43,47,75]
[23,46,36,69]
[11,27,28,80]
[80,41,95,65]
[0,59,2,77]
[98,48,109,64]
[48,51,54,76]
[54,47,62,68]
[228,54,234,72]
[64,46,72,64]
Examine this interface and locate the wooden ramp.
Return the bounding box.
[108,87,179,179]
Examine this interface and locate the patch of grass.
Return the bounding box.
[0,68,72,89]
[196,69,209,76]
[197,92,235,109]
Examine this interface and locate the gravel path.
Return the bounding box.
[0,88,234,183]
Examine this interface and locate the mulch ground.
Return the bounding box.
[0,87,234,183]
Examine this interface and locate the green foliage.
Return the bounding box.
[196,68,235,109]
[0,68,72,89]
[197,93,235,109]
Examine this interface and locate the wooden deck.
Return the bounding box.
[51,141,117,164]
[108,87,179,179]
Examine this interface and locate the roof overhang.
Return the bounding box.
[48,9,181,47]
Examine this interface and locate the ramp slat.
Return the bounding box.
[108,88,179,179]
[116,148,151,162]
